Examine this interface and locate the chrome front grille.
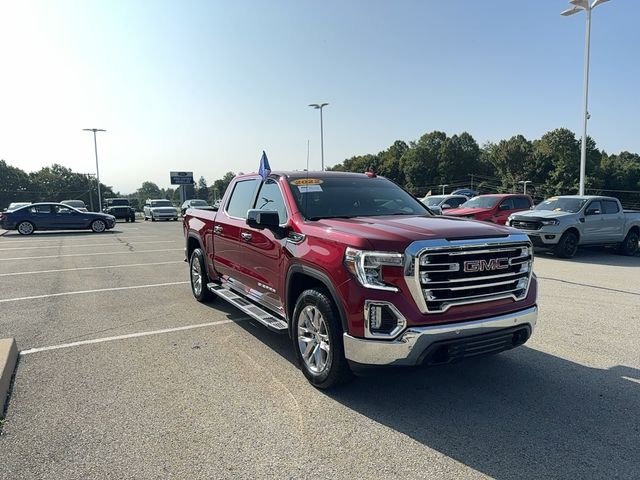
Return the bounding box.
[511,219,541,231]
[405,236,533,313]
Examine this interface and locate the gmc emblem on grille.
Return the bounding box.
[463,258,510,273]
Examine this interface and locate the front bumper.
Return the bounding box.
[343,305,537,366]
[151,212,178,219]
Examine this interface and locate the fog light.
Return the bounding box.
[364,301,406,338]
[369,305,383,329]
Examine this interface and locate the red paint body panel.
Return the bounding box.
[447,194,534,225]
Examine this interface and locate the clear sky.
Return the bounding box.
[1,0,638,194]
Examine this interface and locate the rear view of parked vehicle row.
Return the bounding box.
[0,203,116,235]
[103,198,136,222]
[184,171,537,388]
[508,195,640,258]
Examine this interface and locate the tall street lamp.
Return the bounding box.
[308,103,328,170]
[519,180,532,195]
[561,0,610,196]
[83,128,106,211]
[439,184,449,195]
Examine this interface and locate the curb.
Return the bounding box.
[0,338,18,415]
[0,229,9,237]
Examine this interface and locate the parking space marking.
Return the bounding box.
[20,318,245,355]
[0,281,189,303]
[0,235,161,243]
[0,240,177,251]
[0,248,183,261]
[0,261,184,277]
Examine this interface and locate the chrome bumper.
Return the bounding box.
[343,306,537,366]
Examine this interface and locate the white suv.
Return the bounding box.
[143,199,178,221]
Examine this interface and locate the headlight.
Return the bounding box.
[540,219,559,226]
[344,247,404,291]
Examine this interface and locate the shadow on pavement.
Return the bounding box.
[0,230,127,238]
[230,318,640,479]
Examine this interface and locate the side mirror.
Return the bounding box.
[499,203,511,211]
[246,209,280,230]
[585,208,600,216]
[441,203,452,210]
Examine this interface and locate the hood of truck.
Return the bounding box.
[314,215,514,251]
[444,207,492,216]
[511,209,575,219]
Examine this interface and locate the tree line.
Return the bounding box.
[2,126,639,210]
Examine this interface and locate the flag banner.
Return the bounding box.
[259,151,271,180]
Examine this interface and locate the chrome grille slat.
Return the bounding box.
[422,270,528,284]
[426,278,521,291]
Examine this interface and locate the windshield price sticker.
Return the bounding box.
[297,185,323,193]
[292,178,323,186]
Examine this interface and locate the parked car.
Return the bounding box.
[5,202,31,212]
[420,194,468,215]
[446,194,533,224]
[143,199,179,221]
[184,171,537,388]
[181,199,216,216]
[0,203,116,235]
[451,188,478,198]
[103,198,136,222]
[508,195,640,258]
[61,199,88,212]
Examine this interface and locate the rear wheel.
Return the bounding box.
[292,289,352,389]
[554,231,578,258]
[189,249,214,302]
[151,217,156,222]
[619,229,639,256]
[91,219,106,233]
[17,221,35,235]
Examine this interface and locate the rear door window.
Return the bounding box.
[513,197,532,209]
[602,200,620,214]
[30,205,52,214]
[226,179,259,219]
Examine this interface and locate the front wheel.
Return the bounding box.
[189,249,214,302]
[619,230,639,256]
[91,219,106,233]
[554,231,578,258]
[17,221,35,235]
[292,289,352,389]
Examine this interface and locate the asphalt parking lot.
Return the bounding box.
[0,221,638,479]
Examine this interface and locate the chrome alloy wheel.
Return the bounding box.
[297,305,331,374]
[191,258,202,296]
[92,220,106,233]
[17,222,34,235]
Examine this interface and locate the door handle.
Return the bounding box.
[213,225,223,234]
[241,232,252,242]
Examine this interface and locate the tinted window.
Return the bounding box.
[55,205,74,214]
[150,200,172,207]
[30,205,52,213]
[499,198,514,210]
[603,200,619,214]
[587,201,602,214]
[513,197,531,209]
[226,179,259,219]
[447,197,466,208]
[254,180,288,223]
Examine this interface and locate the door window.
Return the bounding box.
[30,205,52,214]
[447,197,466,208]
[602,200,619,214]
[254,180,288,223]
[498,198,514,210]
[226,179,259,219]
[513,197,531,209]
[55,205,74,214]
[586,201,602,215]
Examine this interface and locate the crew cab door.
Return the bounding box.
[239,178,289,314]
[582,200,605,244]
[494,198,515,225]
[212,178,261,285]
[601,200,625,242]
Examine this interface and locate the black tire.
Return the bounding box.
[151,217,156,222]
[619,229,639,256]
[292,289,352,389]
[91,219,107,233]
[125,217,130,223]
[554,231,579,258]
[130,215,136,223]
[173,218,178,221]
[189,249,214,302]
[144,216,148,221]
[17,221,35,235]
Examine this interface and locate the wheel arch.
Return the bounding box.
[563,226,581,242]
[285,265,348,337]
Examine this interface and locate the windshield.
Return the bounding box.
[423,196,445,206]
[62,200,85,207]
[151,200,173,207]
[109,199,129,206]
[288,176,430,220]
[460,196,500,209]
[190,200,208,206]
[535,197,587,213]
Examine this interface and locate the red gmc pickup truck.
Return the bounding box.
[183,171,538,388]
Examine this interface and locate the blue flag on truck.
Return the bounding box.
[258,151,271,180]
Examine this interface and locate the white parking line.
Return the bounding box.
[0,240,177,251]
[0,281,189,303]
[0,235,161,243]
[0,248,183,261]
[20,318,244,355]
[0,261,184,277]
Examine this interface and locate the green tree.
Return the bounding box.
[0,160,31,209]
[210,172,236,203]
[196,176,209,200]
[137,181,162,206]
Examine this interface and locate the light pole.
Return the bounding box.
[308,103,328,170]
[439,184,449,195]
[561,0,610,195]
[83,128,106,211]
[519,180,532,195]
